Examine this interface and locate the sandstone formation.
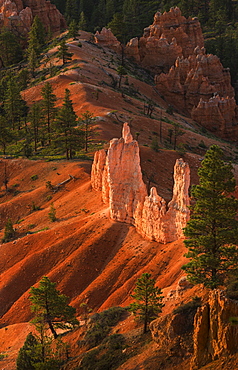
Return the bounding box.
[94,27,121,52]
[0,0,66,37]
[91,123,190,243]
[125,7,204,73]
[191,290,238,369]
[150,300,196,358]
[191,94,237,134]
[155,46,234,115]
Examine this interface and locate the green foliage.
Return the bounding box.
[0,28,23,67]
[79,334,126,370]
[16,332,40,369]
[31,175,38,181]
[150,136,159,152]
[182,145,238,289]
[41,82,57,144]
[68,20,79,39]
[57,40,73,65]
[30,276,79,340]
[2,218,15,243]
[173,296,201,315]
[48,203,56,222]
[79,110,96,152]
[129,273,164,333]
[85,307,126,348]
[54,88,82,159]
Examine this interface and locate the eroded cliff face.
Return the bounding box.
[94,27,121,52]
[91,123,190,243]
[155,46,234,115]
[0,0,66,37]
[126,7,204,74]
[191,290,238,369]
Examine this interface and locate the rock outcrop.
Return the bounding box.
[155,46,234,115]
[0,0,66,37]
[91,123,190,243]
[191,94,237,134]
[125,7,204,73]
[191,290,238,369]
[94,27,121,52]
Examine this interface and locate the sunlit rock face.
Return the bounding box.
[125,7,204,73]
[0,0,66,38]
[191,290,238,369]
[91,123,190,243]
[191,95,237,134]
[94,27,121,52]
[155,46,234,115]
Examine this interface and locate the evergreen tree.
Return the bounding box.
[41,82,57,144]
[182,145,238,289]
[57,40,73,65]
[79,110,95,152]
[48,202,57,222]
[54,88,82,159]
[16,333,40,370]
[3,77,27,130]
[65,0,79,24]
[29,15,46,48]
[30,276,79,340]
[129,273,164,333]
[68,19,79,39]
[108,13,127,43]
[78,11,87,30]
[0,116,13,154]
[2,218,15,243]
[0,28,23,67]
[28,102,43,151]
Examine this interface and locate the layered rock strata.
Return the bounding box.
[0,0,66,37]
[91,123,190,243]
[125,7,204,73]
[155,46,234,115]
[191,290,238,369]
[191,95,237,134]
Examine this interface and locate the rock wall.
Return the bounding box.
[0,0,66,37]
[91,123,190,243]
[191,290,238,369]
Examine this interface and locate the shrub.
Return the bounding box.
[173,296,201,315]
[2,219,15,243]
[31,174,38,181]
[48,203,56,222]
[85,307,126,348]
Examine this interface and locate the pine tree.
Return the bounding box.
[79,110,95,152]
[3,77,27,130]
[0,116,14,155]
[68,19,79,39]
[16,333,40,370]
[54,88,82,159]
[182,145,238,289]
[41,82,57,144]
[0,28,23,67]
[129,273,164,333]
[78,11,87,30]
[30,276,79,339]
[2,218,15,243]
[48,203,56,222]
[57,40,73,65]
[28,102,43,151]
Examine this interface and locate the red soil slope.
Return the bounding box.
[1,31,238,369]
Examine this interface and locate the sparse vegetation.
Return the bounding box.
[2,218,15,243]
[48,203,56,222]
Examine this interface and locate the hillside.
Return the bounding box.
[1,16,238,370]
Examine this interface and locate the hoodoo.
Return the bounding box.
[91,123,190,243]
